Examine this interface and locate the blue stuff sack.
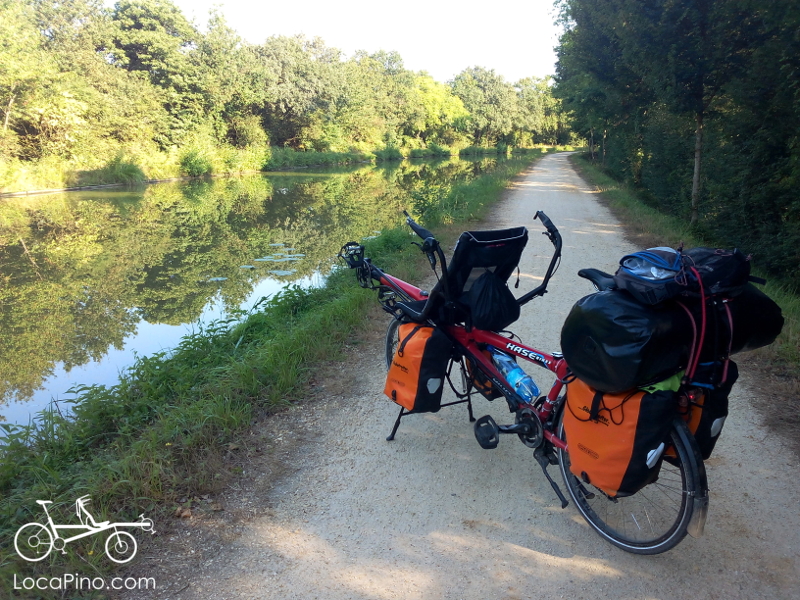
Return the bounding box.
[613,247,686,305]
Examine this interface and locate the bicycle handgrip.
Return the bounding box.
[534,211,558,235]
[404,211,436,244]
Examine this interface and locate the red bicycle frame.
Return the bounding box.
[368,246,569,451]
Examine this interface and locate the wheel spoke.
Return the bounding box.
[558,418,700,554]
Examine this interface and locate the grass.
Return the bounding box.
[0,143,271,195]
[0,152,541,596]
[0,144,573,195]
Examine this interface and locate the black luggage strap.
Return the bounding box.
[397,325,423,357]
[589,390,604,421]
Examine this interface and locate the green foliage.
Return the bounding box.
[554,0,800,287]
[373,147,405,161]
[228,114,268,148]
[265,147,371,169]
[427,142,452,157]
[451,67,518,146]
[459,145,505,156]
[0,2,570,193]
[79,153,147,185]
[180,147,213,177]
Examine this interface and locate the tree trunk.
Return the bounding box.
[590,127,595,162]
[602,128,607,168]
[3,93,14,132]
[690,112,703,226]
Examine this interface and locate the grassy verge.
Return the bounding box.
[1,144,573,196]
[0,154,540,595]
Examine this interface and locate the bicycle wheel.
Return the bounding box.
[557,415,706,554]
[14,523,54,562]
[105,531,138,563]
[385,318,401,370]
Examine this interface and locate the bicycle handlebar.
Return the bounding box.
[534,211,557,236]
[403,210,437,249]
[517,211,562,306]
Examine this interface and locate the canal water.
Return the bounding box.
[0,158,502,426]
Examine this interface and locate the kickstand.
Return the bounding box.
[534,450,569,509]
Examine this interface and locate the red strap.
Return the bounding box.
[686,266,706,380]
[721,302,734,383]
[676,301,697,382]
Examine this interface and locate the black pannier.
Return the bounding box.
[682,360,739,460]
[561,284,783,393]
[714,283,783,354]
[677,283,784,363]
[560,290,693,393]
[445,227,528,331]
[682,247,752,297]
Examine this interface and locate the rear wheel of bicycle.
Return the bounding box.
[385,318,401,370]
[14,522,54,562]
[557,415,706,554]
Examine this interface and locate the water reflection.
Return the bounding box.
[0,157,504,424]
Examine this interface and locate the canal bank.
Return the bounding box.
[0,153,546,593]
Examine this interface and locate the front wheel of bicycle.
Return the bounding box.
[557,415,707,555]
[385,318,401,370]
[105,530,138,564]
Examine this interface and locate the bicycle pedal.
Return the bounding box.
[474,415,500,449]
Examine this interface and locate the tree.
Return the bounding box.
[613,0,768,223]
[0,0,55,155]
[192,10,271,145]
[255,35,341,148]
[404,74,469,145]
[451,67,520,146]
[110,0,203,143]
[515,77,568,145]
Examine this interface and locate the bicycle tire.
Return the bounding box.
[557,415,706,554]
[105,530,138,564]
[14,522,54,562]
[385,318,401,370]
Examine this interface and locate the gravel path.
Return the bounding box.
[125,153,800,600]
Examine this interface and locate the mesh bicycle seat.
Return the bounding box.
[396,227,529,327]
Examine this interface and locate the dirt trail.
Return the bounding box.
[124,153,800,600]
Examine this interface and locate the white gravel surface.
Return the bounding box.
[124,153,800,600]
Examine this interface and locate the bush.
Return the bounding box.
[180,148,213,177]
[459,145,500,157]
[373,147,404,161]
[408,148,431,158]
[264,147,371,170]
[227,115,268,149]
[427,142,452,157]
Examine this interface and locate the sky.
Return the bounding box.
[169,0,564,84]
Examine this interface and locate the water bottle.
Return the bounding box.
[487,345,539,403]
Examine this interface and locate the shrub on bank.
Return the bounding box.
[0,142,272,194]
[264,147,372,170]
[373,147,405,161]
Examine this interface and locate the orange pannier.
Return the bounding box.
[562,377,677,497]
[384,323,453,413]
